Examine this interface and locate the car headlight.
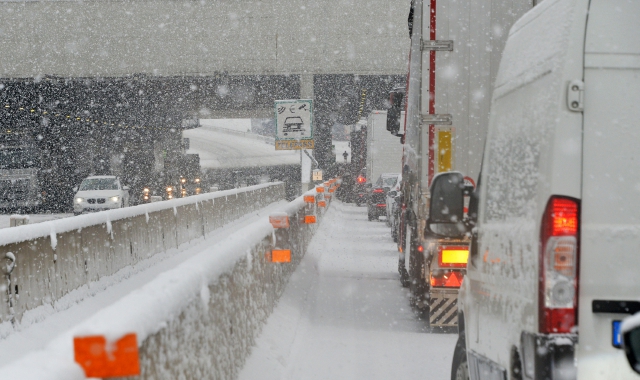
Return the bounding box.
[110,196,120,202]
[75,197,84,204]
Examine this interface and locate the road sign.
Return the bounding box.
[463,176,476,189]
[313,169,323,181]
[275,99,313,150]
[275,140,315,150]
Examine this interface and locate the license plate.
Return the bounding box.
[612,320,622,348]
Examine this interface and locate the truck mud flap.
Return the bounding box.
[429,289,458,327]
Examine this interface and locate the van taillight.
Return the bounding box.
[539,196,580,334]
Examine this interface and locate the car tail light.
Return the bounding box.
[373,189,384,193]
[430,270,463,288]
[539,196,580,334]
[438,246,469,268]
[376,204,386,207]
[357,176,366,184]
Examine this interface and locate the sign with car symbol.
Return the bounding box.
[274,99,314,150]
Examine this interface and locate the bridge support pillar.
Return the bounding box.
[300,74,314,100]
[299,74,315,194]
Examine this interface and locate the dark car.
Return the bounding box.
[354,172,367,206]
[367,173,399,221]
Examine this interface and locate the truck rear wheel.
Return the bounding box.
[409,248,427,308]
[406,220,423,306]
[398,221,411,287]
[399,256,410,287]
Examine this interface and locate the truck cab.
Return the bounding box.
[390,0,531,328]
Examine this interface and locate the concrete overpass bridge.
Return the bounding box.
[0,0,409,166]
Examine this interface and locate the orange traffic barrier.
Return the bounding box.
[318,201,326,208]
[305,215,317,224]
[271,249,291,263]
[316,187,325,193]
[325,194,332,199]
[74,333,140,378]
[329,187,336,193]
[269,214,289,229]
[304,195,315,203]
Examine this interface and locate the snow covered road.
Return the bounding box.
[239,201,457,380]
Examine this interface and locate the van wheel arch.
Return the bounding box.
[451,321,469,380]
[457,311,465,334]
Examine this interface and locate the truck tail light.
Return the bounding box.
[438,246,469,268]
[430,270,463,288]
[539,196,580,334]
[372,188,384,193]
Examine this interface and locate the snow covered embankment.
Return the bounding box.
[0,183,285,332]
[0,183,334,380]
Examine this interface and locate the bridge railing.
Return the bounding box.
[0,183,286,329]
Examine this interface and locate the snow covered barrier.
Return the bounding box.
[131,188,327,379]
[0,183,285,328]
[0,184,332,380]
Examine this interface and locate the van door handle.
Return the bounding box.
[592,300,640,314]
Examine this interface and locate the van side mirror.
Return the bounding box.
[387,107,401,136]
[426,171,468,238]
[622,315,640,374]
[388,190,397,197]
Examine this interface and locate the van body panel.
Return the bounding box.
[578,1,640,379]
[468,0,588,373]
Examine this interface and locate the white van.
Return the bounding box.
[423,0,640,379]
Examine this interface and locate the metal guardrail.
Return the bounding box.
[0,183,286,326]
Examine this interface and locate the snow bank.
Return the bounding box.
[0,180,335,380]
